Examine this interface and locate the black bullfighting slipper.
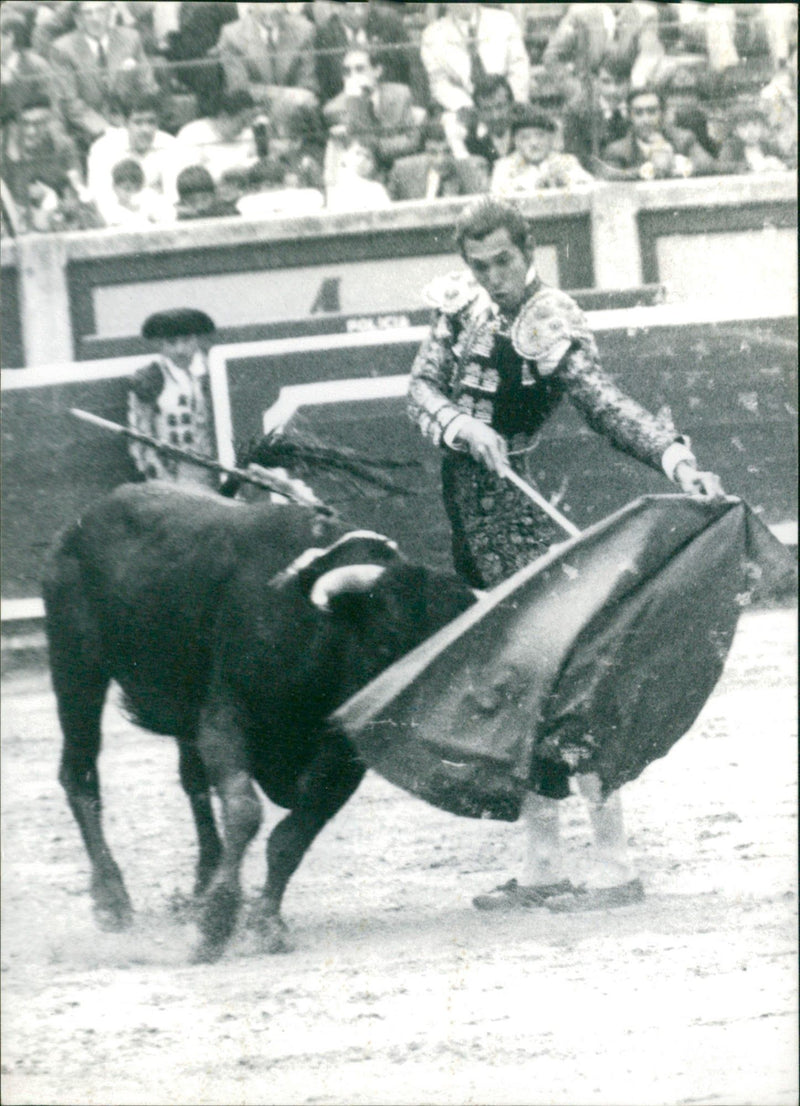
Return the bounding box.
[472,878,575,911]
[544,877,645,912]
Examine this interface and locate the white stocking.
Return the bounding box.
[575,773,635,887]
[519,789,564,886]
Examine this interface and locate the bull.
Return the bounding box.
[43,482,475,962]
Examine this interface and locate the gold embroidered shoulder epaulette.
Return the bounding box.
[511,286,593,372]
[422,271,482,315]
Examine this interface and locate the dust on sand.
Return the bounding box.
[1,608,796,1106]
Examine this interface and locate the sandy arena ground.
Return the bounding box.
[1,606,797,1106]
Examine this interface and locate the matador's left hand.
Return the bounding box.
[675,461,726,500]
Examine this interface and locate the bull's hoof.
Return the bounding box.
[92,884,134,931]
[189,938,226,965]
[257,915,294,955]
[195,883,240,962]
[94,903,134,932]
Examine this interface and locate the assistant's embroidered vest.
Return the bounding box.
[151,357,211,454]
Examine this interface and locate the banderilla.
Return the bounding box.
[69,408,332,513]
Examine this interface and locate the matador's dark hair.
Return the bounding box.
[454,197,532,259]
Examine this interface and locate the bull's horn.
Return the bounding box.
[270,530,399,590]
[325,530,399,555]
[310,564,387,611]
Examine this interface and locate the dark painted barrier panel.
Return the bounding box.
[1,265,24,370]
[1,377,136,598]
[222,317,797,570]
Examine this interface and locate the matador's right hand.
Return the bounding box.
[453,419,509,476]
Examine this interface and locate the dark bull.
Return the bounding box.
[43,482,475,962]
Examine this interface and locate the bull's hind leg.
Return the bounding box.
[177,741,222,896]
[54,666,133,930]
[46,565,133,931]
[257,734,365,953]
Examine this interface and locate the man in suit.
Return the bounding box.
[543,1,662,90]
[420,4,529,158]
[313,0,429,107]
[323,45,421,181]
[561,55,631,172]
[599,86,717,180]
[1,94,85,230]
[160,1,238,117]
[389,120,489,201]
[463,75,516,171]
[218,2,318,128]
[0,7,65,125]
[49,0,156,150]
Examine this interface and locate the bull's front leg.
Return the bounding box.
[191,700,262,964]
[257,733,365,954]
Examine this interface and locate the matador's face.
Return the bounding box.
[462,227,532,316]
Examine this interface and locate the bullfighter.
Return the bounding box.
[407,196,724,912]
[127,307,218,489]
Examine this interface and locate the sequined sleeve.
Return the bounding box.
[407,312,466,448]
[557,337,680,472]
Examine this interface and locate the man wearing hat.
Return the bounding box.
[127,308,218,489]
[490,107,594,196]
[408,196,724,912]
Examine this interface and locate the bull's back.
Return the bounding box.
[44,483,345,735]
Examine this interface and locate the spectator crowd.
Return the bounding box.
[1,1,796,236]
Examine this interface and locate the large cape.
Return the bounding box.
[331,496,794,821]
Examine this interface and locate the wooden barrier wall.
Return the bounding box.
[1,173,796,609]
[2,303,795,605]
[1,174,795,368]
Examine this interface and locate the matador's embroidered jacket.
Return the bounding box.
[408,270,691,589]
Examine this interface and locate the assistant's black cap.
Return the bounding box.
[141,308,216,341]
